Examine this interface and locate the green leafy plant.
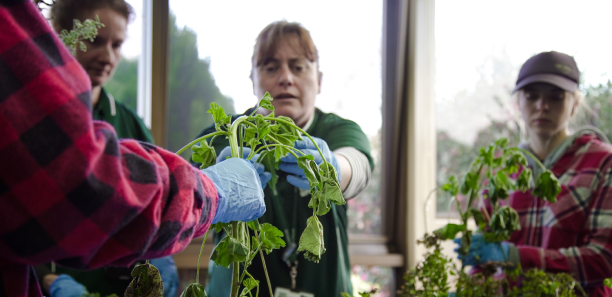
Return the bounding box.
[58,17,105,55]
[398,138,585,296]
[175,92,345,297]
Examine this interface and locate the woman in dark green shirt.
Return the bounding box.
[34,1,175,296]
[197,21,374,297]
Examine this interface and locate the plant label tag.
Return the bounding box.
[275,287,315,297]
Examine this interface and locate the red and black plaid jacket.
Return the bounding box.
[0,1,218,296]
[507,134,612,296]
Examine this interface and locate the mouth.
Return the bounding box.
[273,93,298,100]
[532,118,551,124]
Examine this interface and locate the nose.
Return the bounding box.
[535,97,550,111]
[97,43,116,67]
[278,64,294,87]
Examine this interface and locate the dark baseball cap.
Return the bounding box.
[513,51,580,93]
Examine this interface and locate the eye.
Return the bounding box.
[112,42,123,49]
[549,91,565,101]
[293,65,304,72]
[523,90,539,101]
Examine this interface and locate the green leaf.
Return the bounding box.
[433,223,466,240]
[297,155,321,189]
[191,141,216,169]
[459,230,472,256]
[298,216,326,263]
[469,208,486,227]
[323,180,344,206]
[210,236,248,268]
[244,126,258,143]
[243,278,259,290]
[125,263,164,297]
[247,138,261,149]
[207,102,232,130]
[442,175,459,196]
[257,150,279,195]
[308,191,331,216]
[254,115,272,140]
[259,223,286,254]
[258,91,275,111]
[212,222,230,233]
[487,206,521,242]
[460,172,479,195]
[516,169,532,191]
[246,219,261,232]
[179,283,207,297]
[532,170,561,203]
[604,278,612,289]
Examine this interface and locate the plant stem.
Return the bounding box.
[252,144,306,160]
[175,131,229,155]
[263,117,329,165]
[231,221,240,297]
[254,230,274,297]
[517,148,547,171]
[229,116,249,159]
[196,229,211,284]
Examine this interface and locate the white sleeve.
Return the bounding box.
[334,147,372,199]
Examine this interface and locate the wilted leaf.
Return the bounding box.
[191,141,216,169]
[179,283,207,297]
[298,216,326,263]
[533,170,561,203]
[124,263,164,297]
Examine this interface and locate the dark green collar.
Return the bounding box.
[93,88,116,119]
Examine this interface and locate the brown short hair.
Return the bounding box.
[251,21,319,75]
[50,0,134,32]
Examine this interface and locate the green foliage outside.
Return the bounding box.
[105,13,235,155]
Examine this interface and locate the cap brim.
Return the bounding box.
[512,74,578,93]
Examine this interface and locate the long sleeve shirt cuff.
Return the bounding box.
[334,147,371,199]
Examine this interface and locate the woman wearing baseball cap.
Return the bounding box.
[455,51,612,296]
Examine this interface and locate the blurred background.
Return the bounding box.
[97,0,612,295]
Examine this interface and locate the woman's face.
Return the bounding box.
[74,8,127,88]
[252,35,321,127]
[518,82,577,139]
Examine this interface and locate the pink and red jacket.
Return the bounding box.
[0,1,218,296]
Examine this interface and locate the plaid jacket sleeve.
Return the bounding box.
[0,0,217,273]
[514,140,612,294]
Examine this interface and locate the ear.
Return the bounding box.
[570,93,579,117]
[317,71,323,94]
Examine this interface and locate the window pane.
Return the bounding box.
[105,0,143,112]
[435,0,612,215]
[351,265,393,296]
[168,0,383,234]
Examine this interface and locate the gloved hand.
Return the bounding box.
[49,274,86,297]
[453,234,509,265]
[216,146,272,189]
[448,293,457,297]
[279,136,340,190]
[149,256,178,297]
[202,158,266,224]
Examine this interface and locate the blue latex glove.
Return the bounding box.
[279,136,340,190]
[453,234,509,265]
[202,158,266,224]
[149,256,178,297]
[216,146,272,189]
[49,274,86,297]
[448,293,457,297]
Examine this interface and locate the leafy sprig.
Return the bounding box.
[175,92,345,297]
[59,16,105,55]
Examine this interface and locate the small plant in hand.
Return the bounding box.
[173,92,345,297]
[398,138,586,296]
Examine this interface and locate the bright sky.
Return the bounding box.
[122,0,612,142]
[435,0,612,144]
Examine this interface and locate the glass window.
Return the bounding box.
[435,0,612,215]
[167,0,384,235]
[104,0,143,112]
[168,0,384,292]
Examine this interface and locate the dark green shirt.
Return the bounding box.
[34,88,154,296]
[197,108,373,297]
[93,88,154,143]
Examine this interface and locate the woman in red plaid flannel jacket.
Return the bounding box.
[459,51,612,296]
[0,1,265,296]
